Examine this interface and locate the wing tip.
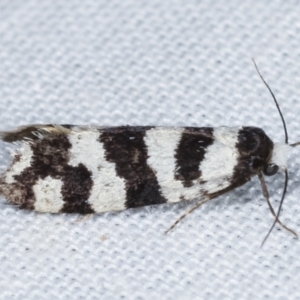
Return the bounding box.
[0,124,72,143]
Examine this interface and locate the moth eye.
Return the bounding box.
[263,163,279,176]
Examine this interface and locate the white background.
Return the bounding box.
[1,1,300,299]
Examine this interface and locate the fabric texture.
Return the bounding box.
[0,1,300,299]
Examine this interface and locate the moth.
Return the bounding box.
[0,60,298,244]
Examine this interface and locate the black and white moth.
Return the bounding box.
[0,61,298,243]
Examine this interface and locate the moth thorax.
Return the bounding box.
[270,143,290,169]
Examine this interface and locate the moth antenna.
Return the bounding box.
[258,171,297,247]
[165,197,211,234]
[252,58,288,144]
[252,60,298,245]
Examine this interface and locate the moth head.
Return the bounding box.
[263,143,290,176]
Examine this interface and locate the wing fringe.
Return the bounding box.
[0,124,72,143]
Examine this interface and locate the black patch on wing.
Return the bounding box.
[175,127,214,187]
[60,163,94,213]
[99,126,167,208]
[9,133,94,213]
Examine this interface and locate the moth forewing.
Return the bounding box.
[0,60,299,245]
[0,124,290,235]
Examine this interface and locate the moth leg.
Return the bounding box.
[290,141,300,147]
[164,197,211,234]
[257,172,297,238]
[73,213,94,224]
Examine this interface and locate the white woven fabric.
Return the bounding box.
[1,1,300,299]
